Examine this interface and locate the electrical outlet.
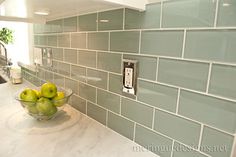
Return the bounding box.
[122,59,138,95]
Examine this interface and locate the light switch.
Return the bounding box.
[123,59,138,96]
[33,48,43,65]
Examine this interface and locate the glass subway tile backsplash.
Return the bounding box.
[23,1,236,157]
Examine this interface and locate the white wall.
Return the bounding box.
[0,21,33,65]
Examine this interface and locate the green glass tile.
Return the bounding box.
[137,80,178,112]
[124,54,157,80]
[88,32,109,51]
[121,98,153,128]
[154,110,201,146]
[45,71,53,82]
[79,82,96,103]
[34,35,39,45]
[58,34,70,47]
[158,58,209,91]
[141,30,183,57]
[87,69,107,90]
[53,73,64,87]
[109,73,122,95]
[37,68,45,80]
[185,30,236,63]
[179,90,236,133]
[135,124,173,157]
[173,142,207,157]
[78,50,96,68]
[38,35,47,46]
[141,3,161,29]
[65,78,78,94]
[46,19,63,33]
[78,13,97,31]
[97,89,120,113]
[64,49,77,64]
[108,112,134,140]
[210,64,236,100]
[98,9,123,31]
[125,9,142,29]
[71,65,86,82]
[217,0,236,26]
[71,95,86,114]
[71,33,86,49]
[125,3,161,29]
[57,62,70,76]
[33,24,44,34]
[47,35,57,46]
[87,102,106,125]
[201,127,234,157]
[97,51,122,73]
[52,48,63,61]
[63,16,77,32]
[162,0,216,27]
[43,24,51,34]
[52,60,58,73]
[110,31,140,53]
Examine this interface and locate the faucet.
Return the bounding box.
[0,40,12,78]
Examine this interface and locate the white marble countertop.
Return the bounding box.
[0,76,158,157]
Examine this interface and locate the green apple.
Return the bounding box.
[52,92,65,107]
[41,82,57,98]
[20,88,38,103]
[33,89,41,99]
[27,105,39,114]
[36,97,57,116]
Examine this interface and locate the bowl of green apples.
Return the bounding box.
[15,82,73,121]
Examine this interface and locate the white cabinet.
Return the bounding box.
[0,0,149,23]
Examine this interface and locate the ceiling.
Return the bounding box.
[0,0,150,23]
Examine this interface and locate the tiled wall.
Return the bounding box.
[22,0,236,157]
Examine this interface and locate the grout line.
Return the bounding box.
[138,30,142,54]
[198,124,204,150]
[123,8,125,30]
[181,29,187,58]
[151,108,155,129]
[69,33,72,48]
[96,12,99,31]
[85,68,88,83]
[175,88,181,114]
[95,87,98,104]
[206,63,212,93]
[155,57,159,81]
[106,109,108,126]
[214,0,220,27]
[133,122,136,141]
[107,73,109,90]
[160,1,163,28]
[85,100,88,115]
[170,140,175,157]
[121,53,124,74]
